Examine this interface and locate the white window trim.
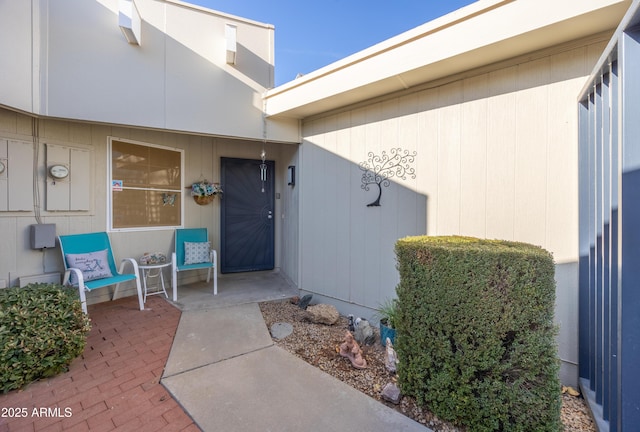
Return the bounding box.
[107,136,185,232]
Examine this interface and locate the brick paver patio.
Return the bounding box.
[0,296,198,432]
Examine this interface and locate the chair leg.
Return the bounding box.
[78,286,88,314]
[213,266,218,295]
[205,267,217,295]
[67,270,88,314]
[171,253,178,302]
[113,281,144,311]
[212,250,218,295]
[133,278,144,311]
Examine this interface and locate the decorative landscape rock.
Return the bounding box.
[339,331,367,369]
[384,337,399,373]
[259,301,590,430]
[354,317,376,346]
[270,322,293,340]
[297,294,313,310]
[381,382,401,404]
[348,314,355,331]
[305,303,339,325]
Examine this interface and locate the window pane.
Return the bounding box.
[112,141,181,189]
[112,189,181,229]
[110,139,182,229]
[112,141,150,187]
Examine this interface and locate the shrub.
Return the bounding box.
[0,283,91,393]
[395,236,561,431]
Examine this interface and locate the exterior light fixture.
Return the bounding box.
[119,0,141,45]
[225,24,237,65]
[288,166,295,186]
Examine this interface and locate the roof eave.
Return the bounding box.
[265,0,631,119]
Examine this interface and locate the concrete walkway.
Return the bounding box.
[0,272,430,431]
[162,301,430,432]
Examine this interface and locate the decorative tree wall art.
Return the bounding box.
[359,148,417,207]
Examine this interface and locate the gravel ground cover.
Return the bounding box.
[259,300,595,432]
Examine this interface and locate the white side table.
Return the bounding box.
[138,262,171,302]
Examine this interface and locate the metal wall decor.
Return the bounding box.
[359,148,417,207]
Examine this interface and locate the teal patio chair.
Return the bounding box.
[59,232,144,314]
[171,228,218,301]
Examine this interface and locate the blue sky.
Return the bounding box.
[188,1,477,86]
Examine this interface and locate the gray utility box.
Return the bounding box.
[30,224,56,249]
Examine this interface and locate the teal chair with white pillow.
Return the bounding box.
[59,232,144,314]
[171,228,218,301]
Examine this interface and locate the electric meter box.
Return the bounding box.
[30,224,56,249]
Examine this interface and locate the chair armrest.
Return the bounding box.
[209,249,217,266]
[119,257,140,275]
[63,267,85,287]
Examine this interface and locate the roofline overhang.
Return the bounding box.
[264,0,631,120]
[578,0,640,100]
[166,0,274,30]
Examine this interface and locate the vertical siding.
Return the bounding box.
[436,82,463,235]
[546,49,586,259]
[486,66,517,240]
[417,88,440,236]
[0,108,297,302]
[460,74,488,237]
[347,108,368,305]
[300,39,607,386]
[514,57,550,246]
[279,143,299,285]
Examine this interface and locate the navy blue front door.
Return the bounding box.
[220,157,275,273]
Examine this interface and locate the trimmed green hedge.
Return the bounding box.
[0,283,91,393]
[395,236,561,431]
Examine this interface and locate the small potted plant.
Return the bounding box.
[190,179,223,205]
[377,298,398,347]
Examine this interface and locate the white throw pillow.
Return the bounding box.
[184,241,211,265]
[65,249,113,284]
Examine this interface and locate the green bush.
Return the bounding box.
[395,236,561,431]
[0,283,91,393]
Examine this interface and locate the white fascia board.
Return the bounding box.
[265,0,630,118]
[166,0,274,29]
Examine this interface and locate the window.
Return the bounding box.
[109,138,183,230]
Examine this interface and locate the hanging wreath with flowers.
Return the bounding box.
[189,179,223,205]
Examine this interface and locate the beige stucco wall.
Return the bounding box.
[0,107,299,302]
[298,37,610,386]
